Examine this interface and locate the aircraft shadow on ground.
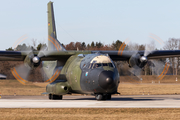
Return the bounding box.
[63,97,164,101]
[110,98,163,101]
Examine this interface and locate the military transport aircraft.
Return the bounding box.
[1,1,180,100]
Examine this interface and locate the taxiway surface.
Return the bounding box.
[0,95,180,108]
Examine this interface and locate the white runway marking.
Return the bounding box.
[0,95,180,108]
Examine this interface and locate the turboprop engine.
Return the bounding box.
[128,53,148,69]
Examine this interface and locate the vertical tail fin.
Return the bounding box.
[43,1,65,79]
[47,1,66,51]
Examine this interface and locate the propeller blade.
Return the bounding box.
[129,65,142,80]
[14,64,31,80]
[144,41,156,57]
[38,44,48,58]
[11,64,31,85]
[149,60,166,76]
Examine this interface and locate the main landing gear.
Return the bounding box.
[95,94,111,101]
[49,94,63,100]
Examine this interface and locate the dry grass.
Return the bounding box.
[118,75,180,95]
[120,75,180,83]
[0,108,180,120]
[119,84,180,95]
[0,80,46,95]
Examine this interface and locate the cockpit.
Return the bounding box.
[88,55,115,69]
[89,63,114,69]
[80,54,119,95]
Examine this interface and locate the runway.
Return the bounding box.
[0,95,180,108]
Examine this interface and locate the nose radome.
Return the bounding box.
[98,71,115,89]
[106,77,113,84]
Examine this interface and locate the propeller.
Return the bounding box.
[11,46,42,84]
[119,39,168,81]
[11,36,63,84]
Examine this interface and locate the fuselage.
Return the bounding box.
[59,53,120,95]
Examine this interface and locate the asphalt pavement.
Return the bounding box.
[0,95,180,108]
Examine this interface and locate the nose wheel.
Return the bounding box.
[95,94,111,101]
[49,94,63,100]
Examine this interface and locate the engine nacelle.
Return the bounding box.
[128,54,148,68]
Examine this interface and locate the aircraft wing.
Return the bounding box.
[1,50,180,62]
[92,50,180,61]
[142,50,180,59]
[0,51,26,61]
[0,51,91,61]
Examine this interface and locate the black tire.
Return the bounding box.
[52,95,63,100]
[51,94,55,100]
[49,94,52,100]
[56,95,63,100]
[95,94,103,101]
[106,94,111,100]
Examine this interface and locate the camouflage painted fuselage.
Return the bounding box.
[46,53,120,95]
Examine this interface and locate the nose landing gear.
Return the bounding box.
[95,94,111,101]
[49,94,63,100]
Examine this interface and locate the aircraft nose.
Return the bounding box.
[98,71,115,90]
[106,77,113,84]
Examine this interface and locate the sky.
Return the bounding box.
[1,0,180,50]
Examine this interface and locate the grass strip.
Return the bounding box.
[0,108,180,120]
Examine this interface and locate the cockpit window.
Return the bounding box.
[102,63,108,67]
[89,63,114,69]
[108,63,113,67]
[91,63,101,69]
[103,63,113,67]
[95,63,102,68]
[88,63,92,69]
